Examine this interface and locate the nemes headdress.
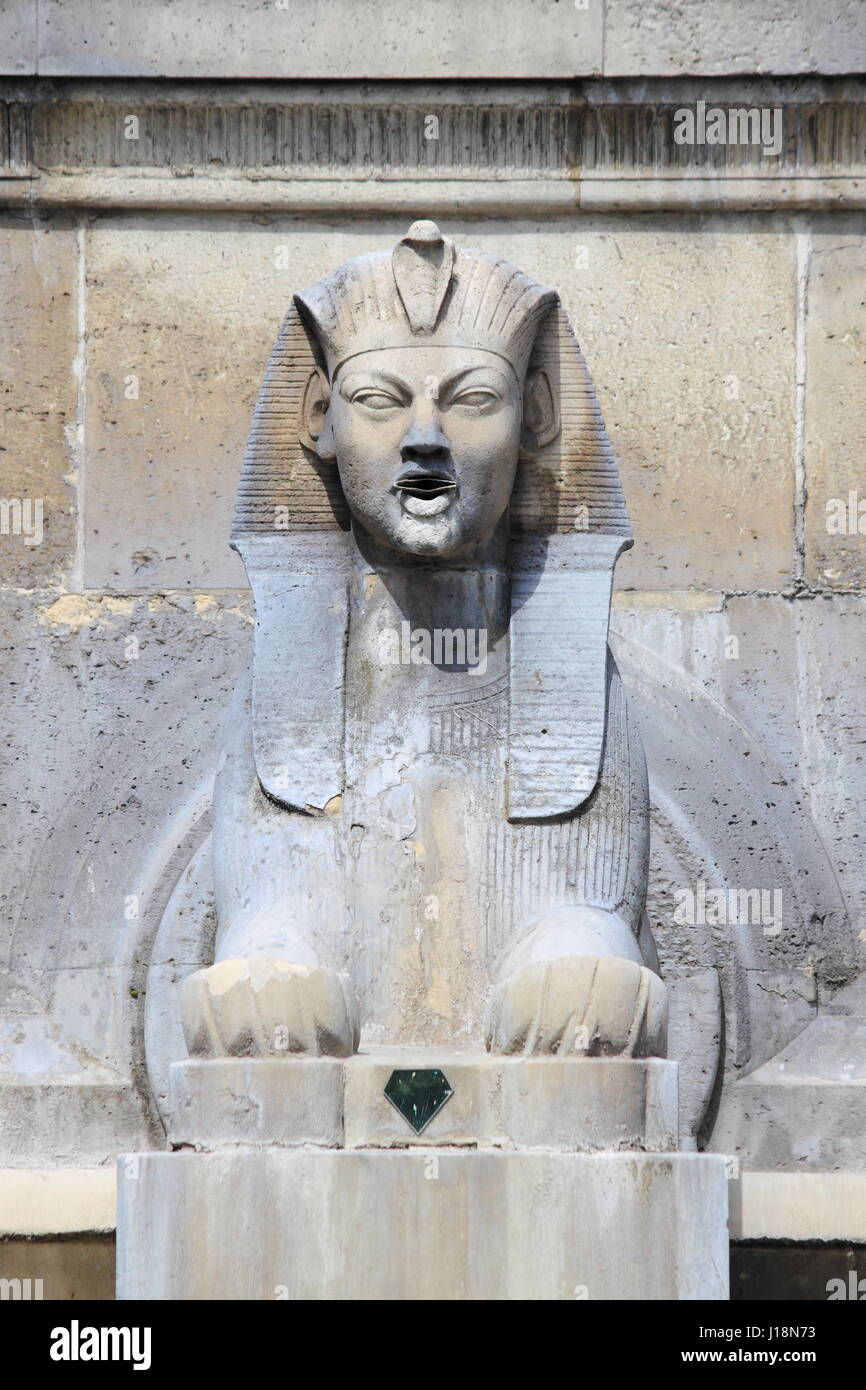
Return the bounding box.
[294,220,555,384]
[234,222,632,822]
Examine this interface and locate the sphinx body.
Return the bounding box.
[182,222,667,1060]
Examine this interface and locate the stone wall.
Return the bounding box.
[1,2,865,1278]
[3,0,866,78]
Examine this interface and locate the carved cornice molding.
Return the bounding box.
[2,79,864,212]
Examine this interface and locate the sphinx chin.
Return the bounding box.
[396,523,460,559]
[372,510,467,561]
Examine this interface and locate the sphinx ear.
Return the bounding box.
[520,367,560,456]
[299,366,336,461]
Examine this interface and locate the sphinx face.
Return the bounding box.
[320,346,523,560]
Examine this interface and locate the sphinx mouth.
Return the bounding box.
[395,467,457,500]
[395,467,457,518]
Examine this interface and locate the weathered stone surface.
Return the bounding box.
[5,79,865,218]
[34,0,602,80]
[785,598,866,950]
[0,4,35,77]
[714,1079,866,1173]
[605,0,866,77]
[0,588,252,1163]
[612,594,866,993]
[83,221,265,590]
[0,215,78,587]
[665,970,721,1148]
[117,1148,728,1299]
[9,80,864,183]
[804,230,866,589]
[0,1082,152,1169]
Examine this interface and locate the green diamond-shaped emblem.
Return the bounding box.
[384,1069,454,1135]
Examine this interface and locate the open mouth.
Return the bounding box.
[395,467,457,518]
[395,468,457,500]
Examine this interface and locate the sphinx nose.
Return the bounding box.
[399,417,450,465]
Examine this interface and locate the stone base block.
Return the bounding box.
[168,1052,678,1152]
[117,1148,728,1300]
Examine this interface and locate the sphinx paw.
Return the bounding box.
[485,955,667,1058]
[182,958,360,1059]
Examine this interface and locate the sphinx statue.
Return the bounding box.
[181,221,667,1063]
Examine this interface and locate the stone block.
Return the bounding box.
[804,231,866,589]
[117,1148,728,1299]
[0,215,79,588]
[605,0,866,77]
[170,1058,345,1149]
[713,1080,866,1173]
[36,0,602,79]
[0,4,36,78]
[787,597,866,947]
[0,1082,150,1169]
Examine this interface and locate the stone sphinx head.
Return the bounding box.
[233,222,633,822]
[293,220,560,561]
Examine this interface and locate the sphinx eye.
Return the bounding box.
[451,387,499,408]
[351,388,402,410]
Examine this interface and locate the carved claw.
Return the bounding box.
[182,959,360,1059]
[486,955,667,1058]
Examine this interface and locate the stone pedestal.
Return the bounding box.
[117,1054,729,1300]
[168,1051,680,1151]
